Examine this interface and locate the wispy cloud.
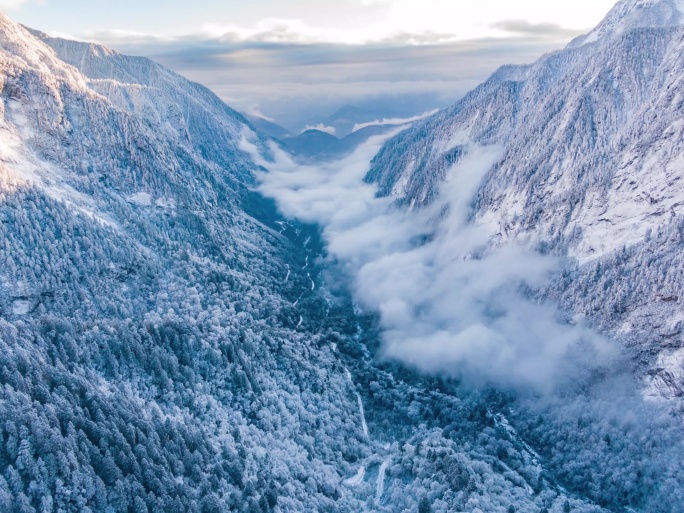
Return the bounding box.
[203,18,465,46]
[162,1,611,47]
[245,104,276,122]
[491,19,586,38]
[87,29,173,44]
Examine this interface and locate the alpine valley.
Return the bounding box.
[0,2,683,513]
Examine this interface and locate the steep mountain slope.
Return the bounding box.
[244,113,292,139]
[0,11,631,513]
[367,0,684,396]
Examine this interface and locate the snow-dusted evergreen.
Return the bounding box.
[367,0,684,397]
[1,3,684,512]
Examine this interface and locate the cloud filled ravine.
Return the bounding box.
[242,131,616,391]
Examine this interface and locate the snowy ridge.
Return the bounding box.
[570,0,684,47]
[30,29,265,180]
[0,12,86,87]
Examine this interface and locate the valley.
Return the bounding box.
[0,1,684,512]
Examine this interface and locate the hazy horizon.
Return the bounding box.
[3,0,619,131]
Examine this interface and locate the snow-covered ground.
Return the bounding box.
[356,391,369,439]
[345,367,370,439]
[343,466,366,487]
[376,458,391,501]
[127,192,152,206]
[11,299,30,315]
[644,347,684,399]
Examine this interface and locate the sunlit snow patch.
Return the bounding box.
[376,458,391,501]
[644,347,684,400]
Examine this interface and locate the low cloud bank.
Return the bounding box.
[241,132,613,391]
[351,109,439,132]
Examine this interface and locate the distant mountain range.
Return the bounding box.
[243,109,413,162]
[276,125,398,161]
[244,113,292,140]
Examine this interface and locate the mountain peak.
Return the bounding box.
[27,27,120,60]
[570,0,684,47]
[0,10,85,87]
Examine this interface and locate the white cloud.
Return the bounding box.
[301,124,337,136]
[357,0,396,5]
[0,0,34,9]
[198,1,616,46]
[352,109,438,132]
[5,0,619,49]
[84,29,174,45]
[241,130,615,392]
[375,0,618,36]
[202,17,459,45]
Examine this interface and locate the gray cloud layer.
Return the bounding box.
[491,19,585,37]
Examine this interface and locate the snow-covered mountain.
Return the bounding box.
[29,29,265,184]
[1,10,368,512]
[2,4,684,513]
[570,0,684,46]
[367,0,684,398]
[244,113,292,139]
[0,10,638,513]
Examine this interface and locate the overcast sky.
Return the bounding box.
[2,0,620,130]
